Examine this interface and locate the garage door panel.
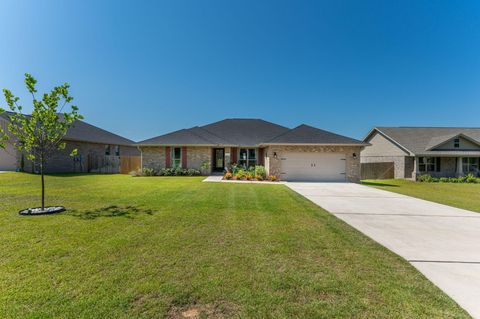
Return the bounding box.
[281,152,346,182]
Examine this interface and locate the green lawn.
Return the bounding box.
[0,173,469,318]
[363,179,480,213]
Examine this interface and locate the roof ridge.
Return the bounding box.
[187,126,226,144]
[196,126,233,144]
[264,125,298,143]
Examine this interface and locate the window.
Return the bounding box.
[239,148,256,168]
[171,147,182,168]
[462,158,479,173]
[105,145,111,156]
[115,145,120,156]
[419,157,436,172]
[454,138,460,148]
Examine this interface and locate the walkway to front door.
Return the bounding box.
[287,182,480,319]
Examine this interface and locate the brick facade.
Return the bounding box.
[141,146,211,174]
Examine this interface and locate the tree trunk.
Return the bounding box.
[40,158,45,210]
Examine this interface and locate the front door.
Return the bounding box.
[213,148,225,172]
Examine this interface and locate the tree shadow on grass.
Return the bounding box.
[68,205,155,220]
[361,181,399,187]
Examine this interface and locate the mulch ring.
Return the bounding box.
[19,206,66,216]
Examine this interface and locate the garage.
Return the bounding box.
[280,152,346,182]
[0,144,17,171]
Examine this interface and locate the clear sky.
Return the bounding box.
[1,0,479,141]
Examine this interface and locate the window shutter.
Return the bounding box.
[436,157,441,172]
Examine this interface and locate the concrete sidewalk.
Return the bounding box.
[287,182,480,318]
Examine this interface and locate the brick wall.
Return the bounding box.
[141,146,211,174]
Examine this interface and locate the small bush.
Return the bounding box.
[246,173,253,181]
[157,168,200,176]
[224,172,233,180]
[418,173,479,183]
[268,175,277,182]
[254,165,267,179]
[235,169,247,180]
[465,173,477,183]
[417,174,434,182]
[143,168,157,176]
[255,175,264,181]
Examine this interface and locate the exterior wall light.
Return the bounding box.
[353,153,357,159]
[273,152,278,159]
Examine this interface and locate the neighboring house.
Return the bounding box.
[362,127,480,179]
[137,119,367,182]
[0,112,139,173]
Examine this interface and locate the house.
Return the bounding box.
[0,112,139,173]
[362,127,480,179]
[137,119,367,182]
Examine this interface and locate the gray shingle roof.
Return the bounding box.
[0,112,134,146]
[137,119,290,146]
[265,124,366,145]
[137,119,365,146]
[371,127,480,155]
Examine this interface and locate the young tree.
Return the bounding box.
[2,74,82,211]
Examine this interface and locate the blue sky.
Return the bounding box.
[1,0,479,141]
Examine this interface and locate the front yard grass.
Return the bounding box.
[0,173,470,318]
[363,179,480,213]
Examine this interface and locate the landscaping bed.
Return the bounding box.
[223,164,278,182]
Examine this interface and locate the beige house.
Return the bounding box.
[362,127,480,179]
[137,119,367,182]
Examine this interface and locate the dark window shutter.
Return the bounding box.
[436,157,441,172]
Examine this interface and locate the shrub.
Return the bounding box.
[268,175,277,182]
[255,175,264,181]
[418,173,479,183]
[235,169,247,180]
[229,163,240,175]
[224,172,233,180]
[417,174,434,182]
[465,173,477,183]
[187,168,201,176]
[246,173,253,181]
[254,165,267,179]
[143,167,157,176]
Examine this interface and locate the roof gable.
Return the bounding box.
[426,133,480,151]
[371,127,480,155]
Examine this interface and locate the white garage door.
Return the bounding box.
[0,145,17,171]
[281,152,346,182]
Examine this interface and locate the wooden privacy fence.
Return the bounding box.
[87,155,141,174]
[361,162,394,180]
[120,156,141,174]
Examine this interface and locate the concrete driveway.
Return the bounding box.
[286,182,480,318]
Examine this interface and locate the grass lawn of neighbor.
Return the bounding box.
[0,173,470,318]
[363,179,480,213]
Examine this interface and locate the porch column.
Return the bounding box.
[412,156,418,180]
[224,147,231,168]
[457,157,463,176]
